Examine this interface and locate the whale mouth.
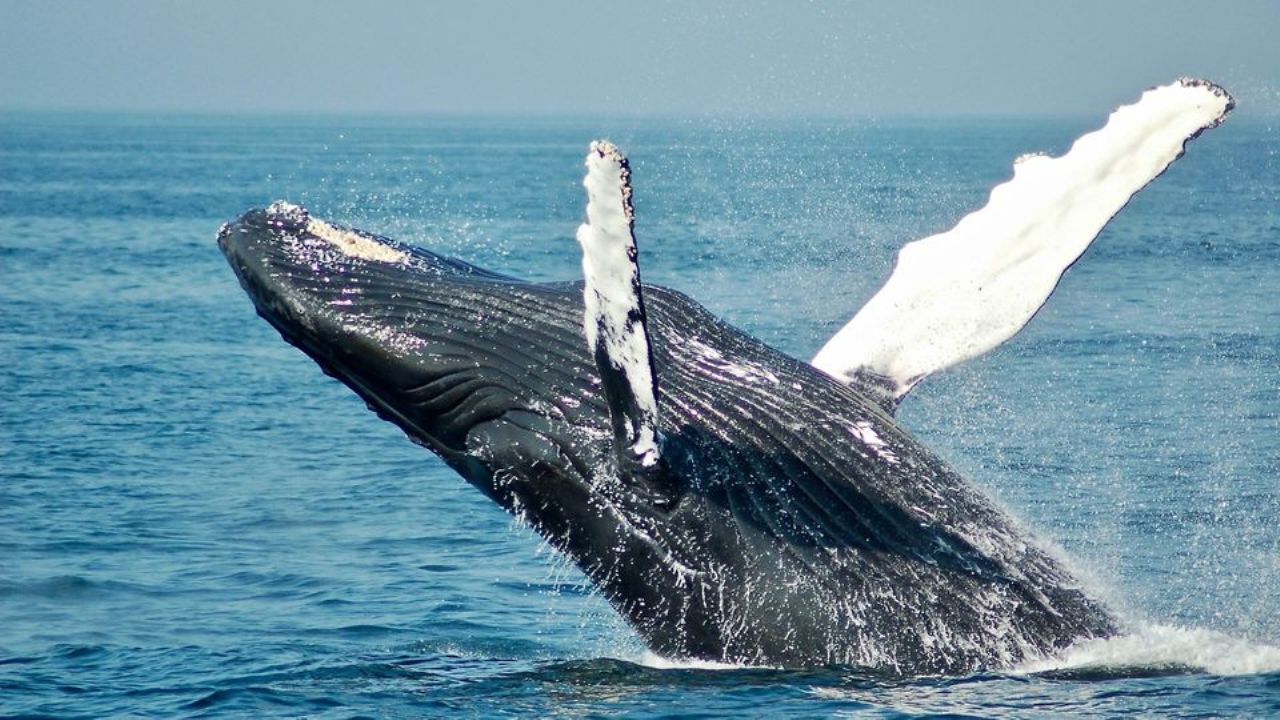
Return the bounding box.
[218,202,426,357]
[217,202,604,464]
[218,202,523,455]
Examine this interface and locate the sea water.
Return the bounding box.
[2,111,1279,717]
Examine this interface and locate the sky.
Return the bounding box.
[2,0,1279,118]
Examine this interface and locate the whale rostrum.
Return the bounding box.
[218,78,1232,674]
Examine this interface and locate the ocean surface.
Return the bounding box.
[2,108,1279,718]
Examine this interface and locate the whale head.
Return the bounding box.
[216,200,627,484]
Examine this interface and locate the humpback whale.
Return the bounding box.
[218,79,1232,674]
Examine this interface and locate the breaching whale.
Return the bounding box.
[218,79,1232,674]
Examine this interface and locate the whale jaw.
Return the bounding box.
[218,202,564,460]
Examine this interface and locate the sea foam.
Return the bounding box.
[1017,623,1280,677]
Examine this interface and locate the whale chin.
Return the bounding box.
[218,202,583,459]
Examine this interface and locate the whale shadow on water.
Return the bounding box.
[218,79,1245,676]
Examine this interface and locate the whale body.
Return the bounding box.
[219,203,1116,674]
[218,78,1233,674]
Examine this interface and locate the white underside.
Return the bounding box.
[576,141,661,465]
[811,78,1233,402]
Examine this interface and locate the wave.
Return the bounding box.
[1017,623,1280,677]
[633,623,1280,679]
[638,651,764,671]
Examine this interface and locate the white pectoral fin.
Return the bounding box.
[812,78,1234,409]
[576,140,663,468]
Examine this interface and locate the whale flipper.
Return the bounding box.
[813,78,1234,409]
[575,141,666,473]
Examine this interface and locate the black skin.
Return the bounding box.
[219,206,1118,675]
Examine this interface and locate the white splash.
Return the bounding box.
[1017,623,1280,677]
[850,420,900,465]
[638,651,767,670]
[687,337,780,385]
[594,488,704,584]
[265,199,307,224]
[813,78,1233,402]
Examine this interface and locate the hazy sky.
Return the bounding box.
[3,0,1279,117]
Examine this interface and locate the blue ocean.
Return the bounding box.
[2,110,1278,717]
